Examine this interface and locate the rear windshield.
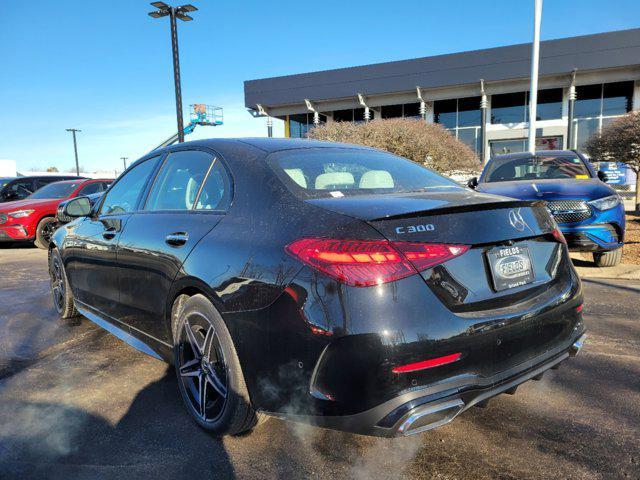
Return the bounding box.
[483,154,591,183]
[269,148,462,198]
[28,182,80,199]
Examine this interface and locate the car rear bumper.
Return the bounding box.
[0,225,33,241]
[270,331,586,437]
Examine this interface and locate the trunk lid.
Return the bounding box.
[307,190,563,311]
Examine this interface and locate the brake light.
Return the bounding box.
[285,238,468,287]
[392,242,469,271]
[392,352,462,374]
[552,227,567,245]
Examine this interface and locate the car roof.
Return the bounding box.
[490,150,579,161]
[48,178,107,185]
[11,175,86,180]
[159,137,374,155]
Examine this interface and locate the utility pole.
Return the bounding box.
[527,0,543,153]
[149,2,198,144]
[66,128,81,176]
[121,157,129,171]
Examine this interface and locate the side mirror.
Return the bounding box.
[57,196,92,224]
[467,177,479,189]
[597,170,608,182]
[4,191,18,200]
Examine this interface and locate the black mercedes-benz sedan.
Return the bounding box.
[49,138,585,437]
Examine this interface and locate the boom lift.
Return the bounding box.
[151,104,223,151]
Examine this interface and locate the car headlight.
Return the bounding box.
[588,195,621,211]
[7,209,35,218]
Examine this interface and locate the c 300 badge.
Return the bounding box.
[395,223,435,235]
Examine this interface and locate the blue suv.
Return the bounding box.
[469,150,625,267]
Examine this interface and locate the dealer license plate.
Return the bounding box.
[486,245,535,292]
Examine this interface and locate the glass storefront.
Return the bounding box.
[288,113,327,138]
[572,81,634,149]
[434,97,482,155]
[380,103,421,119]
[489,136,563,156]
[491,89,562,124]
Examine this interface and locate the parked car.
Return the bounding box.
[0,175,86,203]
[469,150,626,267]
[50,139,585,438]
[0,178,111,248]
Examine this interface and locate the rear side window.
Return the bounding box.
[77,182,104,196]
[195,160,232,211]
[144,150,214,211]
[269,148,461,199]
[101,156,160,215]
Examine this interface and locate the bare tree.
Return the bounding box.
[46,166,59,172]
[584,111,640,212]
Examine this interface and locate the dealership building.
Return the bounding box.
[244,28,640,162]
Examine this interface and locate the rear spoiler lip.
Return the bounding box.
[370,200,546,222]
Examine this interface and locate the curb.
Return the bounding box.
[570,253,640,280]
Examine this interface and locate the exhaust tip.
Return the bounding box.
[397,399,464,436]
[570,334,587,357]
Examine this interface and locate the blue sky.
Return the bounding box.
[0,0,638,173]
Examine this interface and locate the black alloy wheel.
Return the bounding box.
[48,248,78,318]
[177,312,229,423]
[35,217,58,249]
[50,253,66,314]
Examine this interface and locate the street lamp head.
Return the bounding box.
[148,10,170,18]
[150,1,169,8]
[178,4,198,12]
[175,12,193,21]
[66,128,81,133]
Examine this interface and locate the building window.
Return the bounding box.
[490,136,562,156]
[381,104,403,119]
[434,97,481,155]
[491,89,562,124]
[288,113,326,138]
[491,92,526,124]
[573,81,633,149]
[403,103,421,118]
[333,109,354,122]
[434,99,457,129]
[535,89,563,120]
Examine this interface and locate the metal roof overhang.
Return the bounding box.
[244,28,640,116]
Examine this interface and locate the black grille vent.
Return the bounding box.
[546,200,591,224]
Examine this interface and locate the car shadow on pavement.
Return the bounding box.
[0,369,237,480]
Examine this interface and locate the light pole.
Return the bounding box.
[527,0,543,153]
[66,128,81,176]
[148,2,198,143]
[121,157,129,171]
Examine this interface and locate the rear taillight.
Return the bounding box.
[552,227,567,245]
[285,238,468,287]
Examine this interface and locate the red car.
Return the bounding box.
[0,178,111,248]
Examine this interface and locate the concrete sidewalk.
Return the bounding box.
[570,252,640,280]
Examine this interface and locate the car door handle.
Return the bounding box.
[165,232,189,247]
[102,227,117,240]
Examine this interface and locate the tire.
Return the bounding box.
[173,294,263,436]
[49,248,79,318]
[34,217,58,249]
[593,248,623,267]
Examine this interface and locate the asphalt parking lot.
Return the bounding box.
[0,246,638,480]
